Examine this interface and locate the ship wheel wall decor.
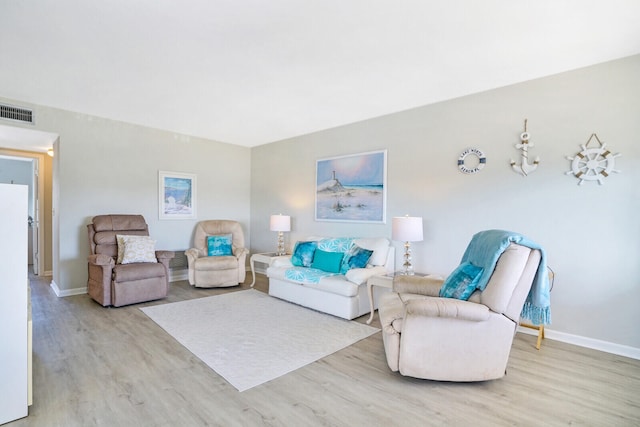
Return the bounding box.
[565,133,621,185]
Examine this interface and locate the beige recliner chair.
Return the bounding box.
[379,238,544,382]
[186,220,248,287]
[87,214,174,307]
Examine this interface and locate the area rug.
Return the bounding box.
[140,289,379,392]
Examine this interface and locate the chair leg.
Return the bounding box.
[520,322,545,350]
[535,325,545,350]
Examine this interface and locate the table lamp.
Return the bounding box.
[270,214,291,256]
[392,215,423,275]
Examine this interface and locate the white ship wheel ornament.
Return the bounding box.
[565,133,621,185]
[510,119,539,176]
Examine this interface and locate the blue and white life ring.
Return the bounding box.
[458,148,486,174]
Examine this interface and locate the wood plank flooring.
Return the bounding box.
[8,273,640,426]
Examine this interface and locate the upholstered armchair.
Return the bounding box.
[379,231,549,382]
[87,214,174,307]
[185,220,248,287]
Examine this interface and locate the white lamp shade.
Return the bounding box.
[270,214,291,232]
[392,216,423,242]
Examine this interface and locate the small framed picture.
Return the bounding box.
[159,171,196,220]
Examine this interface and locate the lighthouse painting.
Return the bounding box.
[315,150,387,223]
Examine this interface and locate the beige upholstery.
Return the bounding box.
[87,214,174,307]
[185,220,248,287]
[379,243,541,382]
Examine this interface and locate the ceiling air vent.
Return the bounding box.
[0,103,34,124]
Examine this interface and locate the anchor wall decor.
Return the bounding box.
[510,119,540,176]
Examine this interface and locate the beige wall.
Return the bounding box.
[0,98,252,294]
[1,55,638,354]
[251,55,640,350]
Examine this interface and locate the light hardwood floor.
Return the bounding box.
[9,272,640,426]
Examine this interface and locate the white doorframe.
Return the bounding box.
[0,150,46,276]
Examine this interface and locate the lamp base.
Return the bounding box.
[400,241,414,275]
[276,231,286,256]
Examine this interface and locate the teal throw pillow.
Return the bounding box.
[340,244,373,274]
[291,241,317,267]
[311,249,344,273]
[439,262,484,300]
[207,234,233,256]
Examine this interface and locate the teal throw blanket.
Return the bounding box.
[461,229,551,325]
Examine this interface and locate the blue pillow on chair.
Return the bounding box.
[291,241,318,267]
[439,262,484,300]
[207,234,233,256]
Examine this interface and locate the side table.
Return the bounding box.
[249,252,287,287]
[366,272,435,324]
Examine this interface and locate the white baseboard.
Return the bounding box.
[49,280,87,297]
[517,326,640,360]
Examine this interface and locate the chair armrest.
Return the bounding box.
[405,297,490,322]
[185,248,201,263]
[155,250,175,261]
[234,247,249,258]
[393,275,444,296]
[88,254,115,266]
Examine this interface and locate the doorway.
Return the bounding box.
[0,125,56,276]
[0,153,49,275]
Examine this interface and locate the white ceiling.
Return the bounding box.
[1,0,639,148]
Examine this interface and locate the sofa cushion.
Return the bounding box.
[303,275,360,297]
[311,249,344,273]
[340,244,373,274]
[439,262,484,300]
[284,266,338,284]
[207,234,233,256]
[291,241,318,267]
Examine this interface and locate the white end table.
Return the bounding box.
[249,252,287,287]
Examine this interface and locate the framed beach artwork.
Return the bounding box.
[159,171,196,220]
[315,150,387,223]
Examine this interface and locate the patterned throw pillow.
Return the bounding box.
[119,235,158,264]
[340,244,374,274]
[207,234,233,256]
[311,249,345,273]
[116,234,129,264]
[291,241,318,267]
[439,262,484,300]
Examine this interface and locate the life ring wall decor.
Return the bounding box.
[458,148,486,174]
[565,133,621,185]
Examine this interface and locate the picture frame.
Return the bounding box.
[159,171,196,220]
[315,150,387,223]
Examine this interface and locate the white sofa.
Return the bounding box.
[266,237,395,320]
